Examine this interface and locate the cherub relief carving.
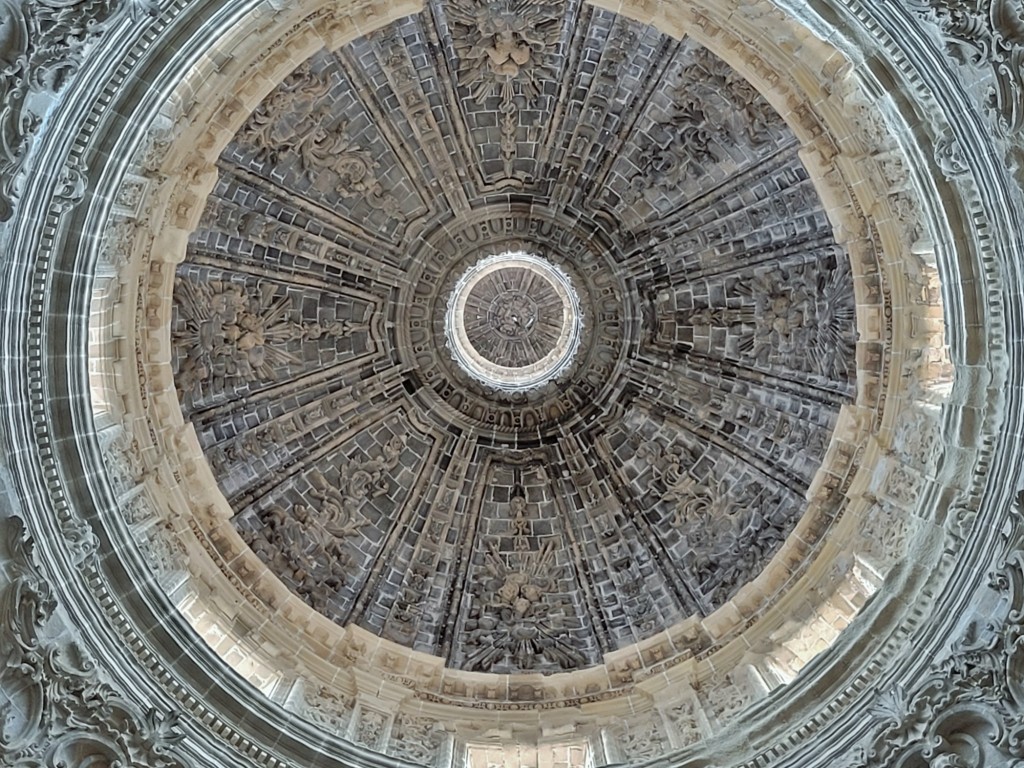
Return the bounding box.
[448,0,562,175]
[447,0,562,101]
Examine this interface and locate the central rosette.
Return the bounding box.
[445,251,583,391]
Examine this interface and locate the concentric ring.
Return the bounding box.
[444,251,584,392]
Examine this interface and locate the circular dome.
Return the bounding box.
[445,251,584,391]
[167,7,859,681]
[11,0,1022,766]
[50,0,991,764]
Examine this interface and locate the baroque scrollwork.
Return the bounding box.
[630,47,785,199]
[0,517,191,767]
[241,437,405,613]
[236,61,401,217]
[388,714,445,765]
[912,0,1024,135]
[863,532,1024,767]
[639,441,793,606]
[0,0,158,220]
[448,0,562,175]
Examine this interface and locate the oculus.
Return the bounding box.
[444,251,584,392]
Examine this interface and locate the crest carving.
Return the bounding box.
[448,0,563,175]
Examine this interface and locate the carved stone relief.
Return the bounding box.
[172,274,370,405]
[861,524,1024,767]
[0,0,991,764]
[0,517,191,767]
[239,435,407,615]
[163,0,866,696]
[388,714,446,765]
[463,492,587,672]
[447,0,563,175]
[233,59,401,218]
[629,46,787,201]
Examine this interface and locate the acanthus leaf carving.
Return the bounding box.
[242,436,405,614]
[629,47,785,201]
[639,440,793,607]
[172,278,366,399]
[235,61,402,218]
[675,258,856,383]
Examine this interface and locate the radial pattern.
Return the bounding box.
[171,0,857,675]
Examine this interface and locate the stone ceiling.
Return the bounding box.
[170,2,856,676]
[3,0,1023,767]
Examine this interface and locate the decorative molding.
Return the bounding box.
[862,511,1024,767]
[0,0,158,220]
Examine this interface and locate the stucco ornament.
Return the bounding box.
[863,514,1024,768]
[448,0,561,101]
[0,517,191,768]
[911,0,1024,134]
[0,0,158,220]
[448,0,562,173]
[463,496,585,672]
[172,279,364,399]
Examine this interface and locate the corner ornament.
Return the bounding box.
[863,544,1024,767]
[0,0,158,221]
[912,0,1024,135]
[0,516,193,768]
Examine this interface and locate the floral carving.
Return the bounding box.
[302,686,354,735]
[616,719,669,763]
[638,441,793,607]
[463,495,585,672]
[355,708,387,749]
[630,47,785,199]
[244,503,351,612]
[241,437,405,613]
[0,517,191,767]
[862,546,1024,766]
[172,279,363,398]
